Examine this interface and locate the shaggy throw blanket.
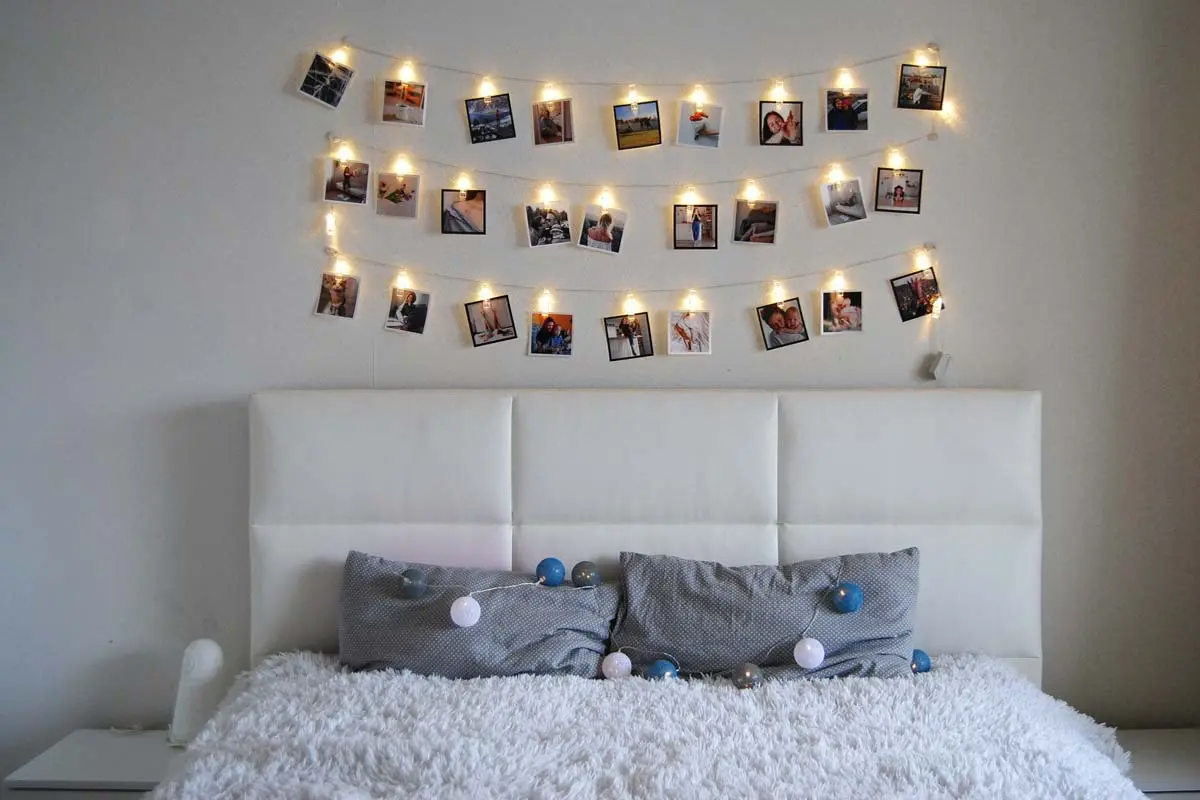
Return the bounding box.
[153,653,1138,799]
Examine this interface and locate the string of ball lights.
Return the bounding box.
[338,38,943,89]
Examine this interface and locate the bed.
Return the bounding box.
[152,389,1140,799]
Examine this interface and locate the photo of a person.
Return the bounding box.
[529,312,573,356]
[668,310,712,355]
[381,80,426,125]
[874,168,924,214]
[605,312,653,361]
[441,189,486,234]
[820,178,868,226]
[464,94,517,143]
[532,99,574,145]
[822,290,864,333]
[897,64,947,111]
[677,102,723,148]
[298,52,354,109]
[525,205,571,247]
[376,173,420,218]
[324,159,370,205]
[825,90,868,131]
[577,205,627,255]
[733,200,778,244]
[756,298,809,350]
[464,295,517,347]
[890,268,941,322]
[612,101,662,150]
[385,288,430,334]
[313,273,359,318]
[673,205,717,249]
[759,101,802,145]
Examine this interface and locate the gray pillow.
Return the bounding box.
[339,550,619,678]
[610,548,919,679]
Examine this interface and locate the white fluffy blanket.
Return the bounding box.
[153,653,1138,799]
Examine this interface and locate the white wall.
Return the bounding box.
[2,0,1198,776]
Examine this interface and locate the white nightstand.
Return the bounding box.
[1118,728,1200,797]
[3,729,183,798]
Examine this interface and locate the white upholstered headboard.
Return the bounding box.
[250,389,1043,684]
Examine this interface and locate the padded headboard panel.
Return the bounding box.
[250,389,1043,684]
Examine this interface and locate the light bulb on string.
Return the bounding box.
[541,82,561,101]
[684,290,700,312]
[478,283,493,301]
[827,163,846,186]
[830,270,847,291]
[770,281,786,304]
[334,140,354,162]
[887,148,906,170]
[330,47,350,66]
[332,256,352,276]
[690,84,707,111]
[915,247,934,271]
[939,99,959,126]
[324,208,337,237]
[538,289,554,314]
[479,76,497,99]
[931,295,945,320]
[456,172,472,193]
[394,270,412,291]
[681,185,699,206]
[623,292,640,315]
[627,84,638,113]
[398,61,416,82]
[770,80,787,107]
[597,188,614,211]
[915,43,941,67]
[836,69,855,93]
[743,180,762,206]
[392,155,413,175]
[537,182,556,205]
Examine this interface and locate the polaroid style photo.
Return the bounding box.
[759,101,803,145]
[825,89,868,131]
[532,100,574,145]
[313,273,359,318]
[677,102,723,148]
[604,313,653,361]
[381,79,427,126]
[298,52,354,109]
[613,101,662,150]
[324,159,371,205]
[385,288,431,334]
[464,94,517,143]
[441,189,486,234]
[673,205,717,249]
[756,299,809,351]
[822,291,864,334]
[898,64,947,111]
[733,200,778,244]
[668,310,712,355]
[526,205,571,247]
[820,178,868,227]
[875,168,923,214]
[465,295,518,347]
[577,205,627,255]
[376,173,420,218]
[891,268,941,322]
[530,312,573,357]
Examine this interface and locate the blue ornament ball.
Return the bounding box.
[398,568,428,599]
[911,648,932,674]
[831,582,864,613]
[535,557,566,587]
[571,560,601,588]
[645,659,678,681]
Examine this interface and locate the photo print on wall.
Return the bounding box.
[890,267,941,322]
[532,100,574,145]
[677,102,722,148]
[820,178,868,226]
[825,89,869,131]
[759,101,802,145]
[604,313,653,361]
[673,205,717,249]
[530,313,573,356]
[324,159,371,205]
[298,53,354,109]
[613,101,662,150]
[578,205,627,254]
[733,200,777,244]
[875,168,923,214]
[385,288,430,334]
[314,273,359,318]
[668,310,712,355]
[464,94,517,143]
[442,189,486,234]
[756,298,809,350]
[376,173,420,218]
[526,205,571,247]
[465,295,518,346]
[381,79,427,126]
[897,64,947,111]
[822,291,864,333]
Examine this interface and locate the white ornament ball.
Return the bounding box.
[450,596,481,627]
[793,637,825,669]
[601,651,633,679]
